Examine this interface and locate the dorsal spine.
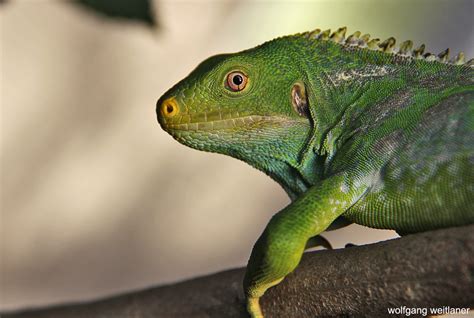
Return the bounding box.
[302,27,471,67]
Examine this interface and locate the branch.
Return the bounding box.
[4,225,474,318]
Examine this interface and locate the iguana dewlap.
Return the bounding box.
[156,27,474,317]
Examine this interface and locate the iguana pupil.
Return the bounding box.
[233,75,243,85]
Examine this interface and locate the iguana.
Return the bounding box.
[156,27,474,317]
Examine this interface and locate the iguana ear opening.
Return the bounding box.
[291,82,310,118]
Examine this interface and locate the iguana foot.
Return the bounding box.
[246,278,283,318]
[247,297,263,318]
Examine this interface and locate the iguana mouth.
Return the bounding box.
[163,114,295,131]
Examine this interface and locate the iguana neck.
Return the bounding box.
[235,122,315,200]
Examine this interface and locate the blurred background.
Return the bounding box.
[1,0,473,312]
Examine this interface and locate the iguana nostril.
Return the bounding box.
[161,97,179,118]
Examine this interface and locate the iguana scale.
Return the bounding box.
[156,27,474,317]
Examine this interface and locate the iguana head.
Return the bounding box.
[156,37,314,195]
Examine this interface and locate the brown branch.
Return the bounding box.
[4,224,474,318]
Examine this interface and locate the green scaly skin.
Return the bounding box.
[156,27,474,317]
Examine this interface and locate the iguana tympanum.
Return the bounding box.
[156,27,474,317]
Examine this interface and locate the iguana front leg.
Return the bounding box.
[243,174,365,317]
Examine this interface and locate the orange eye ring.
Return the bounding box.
[226,71,248,92]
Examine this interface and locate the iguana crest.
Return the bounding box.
[301,26,472,67]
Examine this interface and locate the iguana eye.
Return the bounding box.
[226,71,248,92]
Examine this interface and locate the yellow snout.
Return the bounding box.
[160,97,179,118]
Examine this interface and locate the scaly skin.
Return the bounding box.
[156,27,474,317]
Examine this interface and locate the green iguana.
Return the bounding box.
[156,27,474,317]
